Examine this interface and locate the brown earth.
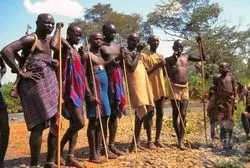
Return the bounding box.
[4,105,250,168]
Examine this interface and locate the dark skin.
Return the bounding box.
[124,33,148,152]
[99,23,124,156]
[51,23,94,168]
[143,35,166,149]
[86,33,106,163]
[217,62,236,148]
[0,54,9,168]
[165,38,205,150]
[1,13,57,167]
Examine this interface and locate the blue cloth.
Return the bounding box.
[86,70,111,118]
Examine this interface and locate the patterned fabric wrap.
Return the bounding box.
[107,65,126,115]
[86,69,111,118]
[18,58,59,131]
[63,50,86,109]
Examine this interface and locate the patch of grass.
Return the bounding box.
[217,160,243,168]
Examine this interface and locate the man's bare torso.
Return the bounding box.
[167,55,189,85]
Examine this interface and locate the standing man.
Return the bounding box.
[215,62,236,149]
[51,23,92,168]
[86,32,111,163]
[1,13,59,167]
[165,38,205,149]
[123,33,155,152]
[141,35,167,149]
[0,54,9,168]
[100,23,126,157]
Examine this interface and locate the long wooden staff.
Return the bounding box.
[119,35,138,165]
[57,28,63,168]
[85,37,109,162]
[163,65,192,149]
[198,39,208,144]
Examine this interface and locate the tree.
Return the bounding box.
[147,0,221,40]
[148,0,250,81]
[74,3,152,42]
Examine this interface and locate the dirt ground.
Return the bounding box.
[4,105,250,168]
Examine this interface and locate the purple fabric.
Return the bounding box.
[18,58,59,131]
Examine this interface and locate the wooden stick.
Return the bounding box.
[118,34,138,166]
[122,58,139,164]
[57,28,63,168]
[198,40,208,144]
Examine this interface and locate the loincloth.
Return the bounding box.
[168,82,189,100]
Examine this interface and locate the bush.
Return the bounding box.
[1,82,22,113]
[233,102,245,127]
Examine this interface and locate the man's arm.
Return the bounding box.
[50,23,71,52]
[147,54,165,75]
[188,37,206,62]
[1,35,35,74]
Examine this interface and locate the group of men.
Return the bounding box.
[0,12,246,168]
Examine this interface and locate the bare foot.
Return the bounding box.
[137,143,146,151]
[89,155,106,164]
[178,141,188,150]
[54,155,66,166]
[129,142,146,153]
[147,141,157,150]
[154,140,166,148]
[101,148,117,159]
[65,156,85,168]
[44,162,57,168]
[109,144,124,156]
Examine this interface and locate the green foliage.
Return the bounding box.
[1,82,22,113]
[147,0,221,40]
[147,0,250,81]
[188,75,202,100]
[233,102,245,127]
[74,3,152,40]
[217,160,242,168]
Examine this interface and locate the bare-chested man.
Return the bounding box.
[0,54,8,168]
[85,32,111,163]
[165,38,205,149]
[1,13,58,167]
[141,35,167,149]
[99,23,126,157]
[51,23,93,167]
[216,62,236,149]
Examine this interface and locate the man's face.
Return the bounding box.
[104,25,116,41]
[69,26,83,45]
[219,63,229,74]
[148,37,159,50]
[38,15,55,34]
[173,41,184,54]
[91,33,103,48]
[127,36,139,49]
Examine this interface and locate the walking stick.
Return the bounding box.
[163,66,192,149]
[119,35,138,165]
[198,39,208,144]
[57,28,63,168]
[85,37,109,162]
